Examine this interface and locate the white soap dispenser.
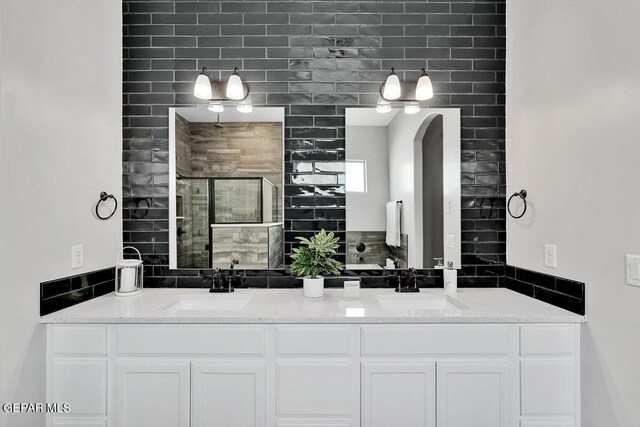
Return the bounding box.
[444,261,457,293]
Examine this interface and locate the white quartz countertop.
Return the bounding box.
[40,288,585,324]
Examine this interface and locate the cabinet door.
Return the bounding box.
[116,361,190,427]
[362,362,436,427]
[191,362,266,427]
[276,360,353,417]
[437,361,511,427]
[51,359,107,415]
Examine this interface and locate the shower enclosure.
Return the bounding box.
[175,177,282,269]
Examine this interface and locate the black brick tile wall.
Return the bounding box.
[122,0,507,286]
[505,265,586,315]
[40,268,115,316]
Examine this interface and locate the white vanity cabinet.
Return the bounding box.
[191,362,266,427]
[115,361,190,427]
[46,323,580,427]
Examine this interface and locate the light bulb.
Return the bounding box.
[237,103,253,113]
[226,67,245,100]
[404,103,420,115]
[376,103,392,114]
[193,67,212,100]
[208,102,224,113]
[415,68,433,101]
[382,68,401,100]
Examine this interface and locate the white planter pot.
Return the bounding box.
[303,276,324,298]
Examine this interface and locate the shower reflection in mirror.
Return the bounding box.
[169,107,285,270]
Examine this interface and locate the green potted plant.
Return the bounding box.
[290,229,343,297]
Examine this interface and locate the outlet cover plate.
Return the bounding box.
[71,245,84,269]
[544,244,557,268]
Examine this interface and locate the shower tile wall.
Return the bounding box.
[188,121,283,187]
[268,224,284,268]
[346,231,391,267]
[212,226,270,268]
[123,0,506,285]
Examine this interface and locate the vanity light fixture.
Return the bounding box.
[192,66,249,105]
[379,66,435,104]
[415,68,434,101]
[404,102,421,115]
[226,67,245,100]
[382,68,402,100]
[194,67,213,100]
[207,102,224,113]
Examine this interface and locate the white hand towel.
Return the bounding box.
[385,201,401,247]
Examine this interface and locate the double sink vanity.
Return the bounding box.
[42,106,583,426]
[42,288,583,427]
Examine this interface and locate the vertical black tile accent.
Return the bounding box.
[123,1,507,287]
[504,265,585,315]
[40,267,116,315]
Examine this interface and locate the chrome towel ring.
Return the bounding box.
[96,191,118,220]
[507,189,527,219]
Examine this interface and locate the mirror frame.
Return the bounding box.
[168,107,286,270]
[345,107,461,269]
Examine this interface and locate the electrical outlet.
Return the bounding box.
[71,245,84,269]
[544,244,557,268]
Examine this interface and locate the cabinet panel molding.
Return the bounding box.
[362,325,511,356]
[52,325,107,355]
[277,326,350,356]
[116,360,190,427]
[117,325,265,355]
[521,360,576,416]
[362,361,436,427]
[276,360,352,417]
[191,362,266,427]
[52,359,107,415]
[437,361,511,427]
[520,325,576,356]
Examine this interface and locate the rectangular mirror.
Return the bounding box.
[345,108,461,270]
[169,107,285,270]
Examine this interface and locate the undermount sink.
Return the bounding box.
[163,296,251,312]
[376,294,466,311]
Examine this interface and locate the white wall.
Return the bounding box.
[507,0,640,425]
[345,126,390,231]
[0,1,122,425]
